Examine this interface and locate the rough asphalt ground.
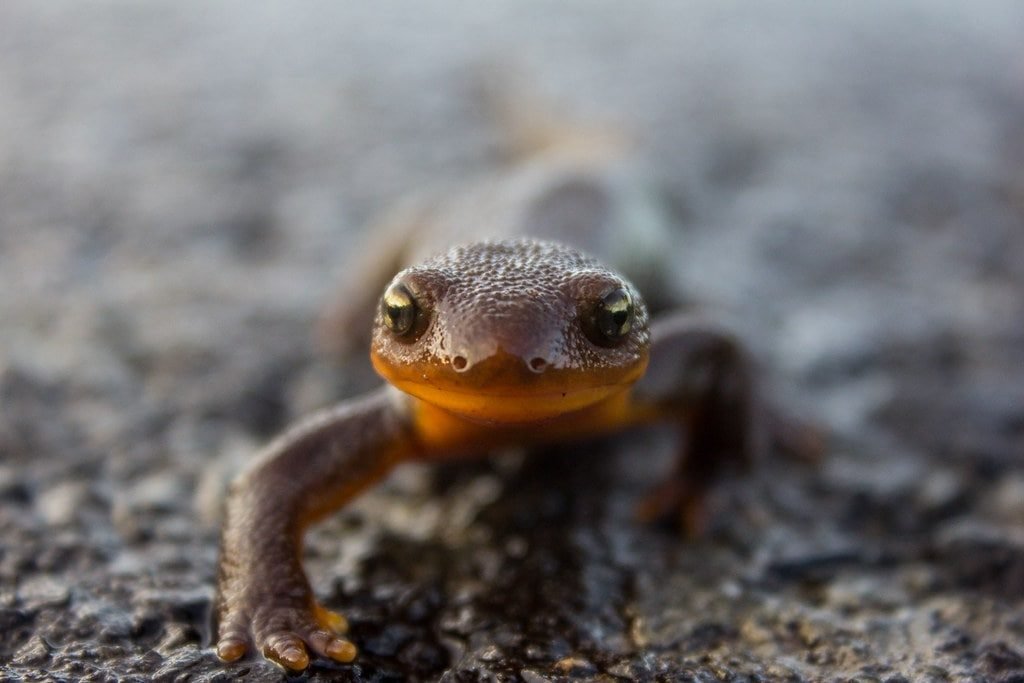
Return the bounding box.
[1,2,1023,681]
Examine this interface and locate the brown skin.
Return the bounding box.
[214,239,791,672]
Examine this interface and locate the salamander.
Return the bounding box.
[213,237,796,672]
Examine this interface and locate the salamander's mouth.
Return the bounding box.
[371,349,647,423]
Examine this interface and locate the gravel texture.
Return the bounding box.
[1,2,1023,681]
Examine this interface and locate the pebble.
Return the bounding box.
[16,575,70,611]
[13,634,51,666]
[989,474,1024,521]
[520,669,553,683]
[36,482,91,527]
[553,656,597,676]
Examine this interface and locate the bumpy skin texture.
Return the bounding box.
[214,238,783,672]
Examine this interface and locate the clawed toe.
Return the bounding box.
[264,633,310,671]
[307,628,357,663]
[215,612,253,663]
[215,635,249,663]
[314,604,349,634]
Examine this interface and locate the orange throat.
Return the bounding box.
[371,352,647,425]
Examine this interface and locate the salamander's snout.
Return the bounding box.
[449,351,550,374]
[439,295,564,377]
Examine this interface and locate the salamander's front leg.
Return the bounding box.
[632,315,761,536]
[214,387,416,672]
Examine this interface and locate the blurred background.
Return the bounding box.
[1,2,1023,680]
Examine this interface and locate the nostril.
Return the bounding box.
[528,357,548,373]
[452,355,469,372]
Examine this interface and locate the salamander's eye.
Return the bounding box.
[381,282,418,337]
[586,287,634,346]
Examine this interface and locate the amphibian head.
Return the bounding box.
[370,239,650,423]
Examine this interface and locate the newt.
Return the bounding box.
[213,237,810,672]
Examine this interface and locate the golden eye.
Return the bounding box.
[589,287,633,345]
[381,282,417,337]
